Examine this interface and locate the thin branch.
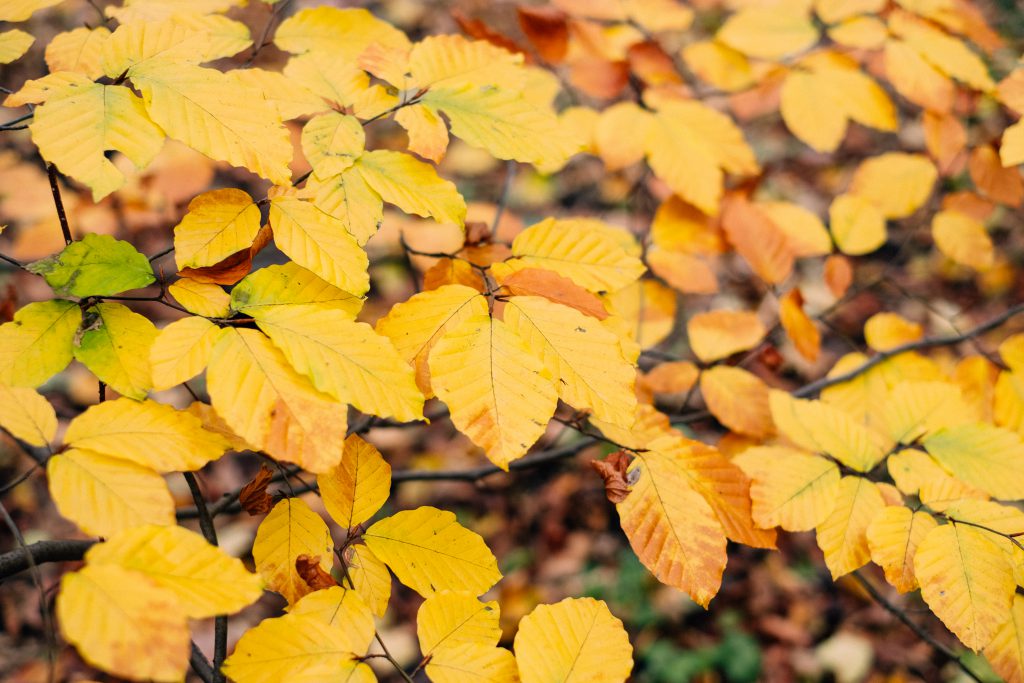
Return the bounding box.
[46,164,73,245]
[183,473,227,683]
[0,464,39,494]
[373,632,416,683]
[0,252,26,270]
[190,642,216,683]
[148,245,175,263]
[851,570,984,683]
[0,113,32,131]
[243,0,294,67]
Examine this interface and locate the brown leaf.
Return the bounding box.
[569,58,630,100]
[720,194,794,284]
[452,10,528,59]
[627,41,682,87]
[497,267,608,319]
[517,7,569,64]
[969,145,1023,207]
[0,283,17,323]
[464,220,492,245]
[178,224,272,285]
[295,554,338,590]
[238,465,275,516]
[590,450,633,503]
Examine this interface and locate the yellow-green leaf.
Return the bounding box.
[47,448,175,537]
[514,597,633,683]
[73,303,158,400]
[302,112,365,179]
[29,234,154,298]
[733,446,841,531]
[0,384,57,447]
[363,506,502,597]
[815,476,886,578]
[923,424,1024,500]
[253,497,334,605]
[0,299,81,388]
[230,261,362,319]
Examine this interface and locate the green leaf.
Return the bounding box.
[28,234,155,297]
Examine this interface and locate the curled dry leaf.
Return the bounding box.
[296,554,339,591]
[590,450,633,503]
[238,464,275,516]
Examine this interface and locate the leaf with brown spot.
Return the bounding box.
[296,554,339,590]
[591,451,632,503]
[422,258,486,292]
[178,225,273,286]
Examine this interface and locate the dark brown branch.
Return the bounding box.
[851,570,983,683]
[0,539,96,580]
[190,642,216,683]
[46,164,73,245]
[182,473,227,683]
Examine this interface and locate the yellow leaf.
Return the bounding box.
[985,594,1024,683]
[505,217,645,293]
[166,14,252,63]
[288,587,375,655]
[888,448,988,511]
[355,150,466,226]
[815,476,886,578]
[282,52,371,111]
[274,6,410,60]
[828,16,888,49]
[99,16,228,72]
[230,67,325,121]
[681,40,757,93]
[769,391,888,472]
[780,71,846,153]
[700,366,773,438]
[269,196,370,296]
[617,448,728,606]
[345,544,391,616]
[427,643,519,683]
[514,597,633,682]
[829,193,886,255]
[129,61,292,185]
[850,153,938,219]
[420,85,578,169]
[27,79,163,202]
[58,564,189,683]
[932,209,994,270]
[306,166,384,246]
[207,328,348,473]
[358,43,411,87]
[647,434,776,549]
[302,112,365,179]
[363,505,502,597]
[65,397,229,472]
[395,104,450,163]
[254,306,424,422]
[884,38,954,113]
[253,497,333,605]
[173,188,262,270]
[72,302,156,400]
[222,612,374,683]
[758,201,832,258]
[889,10,994,92]
[47,448,174,537]
[1,0,63,22]
[944,499,1024,586]
[867,506,938,593]
[0,384,57,446]
[86,524,262,618]
[410,34,525,90]
[318,435,391,529]
[686,310,766,363]
[168,278,230,318]
[0,28,33,64]
[105,0,246,24]
[230,261,363,319]
[915,523,1015,650]
[1002,121,1024,168]
[428,315,557,469]
[646,247,718,295]
[863,311,923,351]
[504,296,637,428]
[417,591,501,655]
[375,284,488,396]
[883,380,976,444]
[733,446,841,531]
[594,101,653,170]
[996,370,1024,436]
[815,0,885,23]
[717,7,818,61]
[923,424,1024,500]
[150,316,219,391]
[604,279,676,351]
[44,27,110,78]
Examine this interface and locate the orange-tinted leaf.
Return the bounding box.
[496,267,608,320]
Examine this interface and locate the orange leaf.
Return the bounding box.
[779,288,820,362]
[517,7,569,64]
[496,267,608,320]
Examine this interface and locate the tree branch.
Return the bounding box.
[46,164,73,245]
[851,570,983,683]
[183,473,227,683]
[0,539,96,580]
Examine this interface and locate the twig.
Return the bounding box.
[851,570,983,683]
[0,252,26,270]
[148,245,175,263]
[0,464,39,494]
[0,113,32,131]
[183,473,227,683]
[0,539,95,579]
[190,642,216,683]
[46,164,73,245]
[0,501,56,682]
[373,632,416,683]
[243,0,294,67]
